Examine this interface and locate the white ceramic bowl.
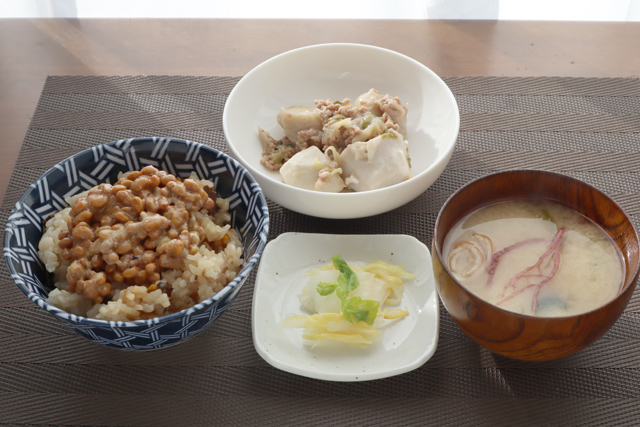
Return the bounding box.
[223,43,459,219]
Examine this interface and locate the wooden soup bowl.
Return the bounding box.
[432,170,640,361]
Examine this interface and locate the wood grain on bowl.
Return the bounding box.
[432,170,640,361]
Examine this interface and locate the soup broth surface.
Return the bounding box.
[443,200,624,317]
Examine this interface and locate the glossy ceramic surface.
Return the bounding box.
[223,43,459,219]
[4,137,269,350]
[252,233,439,381]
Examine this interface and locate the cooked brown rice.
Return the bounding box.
[39,171,243,321]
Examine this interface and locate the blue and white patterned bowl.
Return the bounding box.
[3,137,269,350]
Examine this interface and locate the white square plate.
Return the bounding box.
[251,232,439,381]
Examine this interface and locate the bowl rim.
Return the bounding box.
[4,137,269,328]
[252,232,439,381]
[433,168,640,320]
[222,42,460,199]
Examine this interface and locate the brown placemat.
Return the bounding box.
[1,75,640,426]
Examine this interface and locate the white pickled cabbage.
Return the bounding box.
[299,268,341,314]
[282,313,380,347]
[282,259,414,348]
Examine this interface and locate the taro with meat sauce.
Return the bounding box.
[258,89,412,192]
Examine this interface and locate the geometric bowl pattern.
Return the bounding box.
[3,137,269,350]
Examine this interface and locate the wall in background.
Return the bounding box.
[2,0,639,21]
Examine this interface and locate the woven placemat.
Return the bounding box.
[1,75,640,426]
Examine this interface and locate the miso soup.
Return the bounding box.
[443,200,624,317]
